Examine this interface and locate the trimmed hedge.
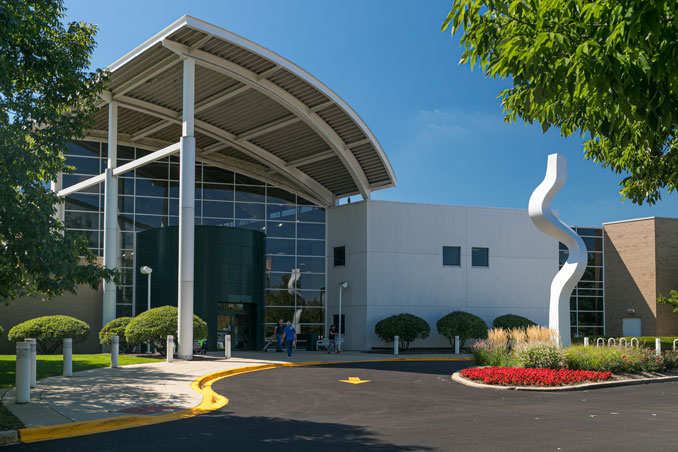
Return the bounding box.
[7,316,90,354]
[374,313,430,350]
[99,317,135,353]
[125,306,208,356]
[437,311,488,350]
[572,336,678,351]
[492,314,536,330]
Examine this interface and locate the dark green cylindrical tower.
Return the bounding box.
[136,226,265,351]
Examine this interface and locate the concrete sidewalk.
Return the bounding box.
[0,351,469,429]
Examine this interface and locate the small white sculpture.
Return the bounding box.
[528,153,587,347]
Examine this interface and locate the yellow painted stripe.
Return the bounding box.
[18,356,470,443]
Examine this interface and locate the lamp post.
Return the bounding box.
[338,281,348,352]
[140,266,153,353]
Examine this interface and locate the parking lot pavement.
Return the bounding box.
[10,360,678,451]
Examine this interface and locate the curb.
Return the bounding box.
[451,371,678,391]
[12,357,471,444]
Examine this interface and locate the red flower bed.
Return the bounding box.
[461,367,612,386]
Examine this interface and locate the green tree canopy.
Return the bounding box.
[0,0,115,303]
[443,0,678,204]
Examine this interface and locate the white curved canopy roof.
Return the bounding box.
[88,16,396,206]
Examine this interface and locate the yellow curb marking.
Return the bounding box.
[339,377,370,384]
[17,356,471,443]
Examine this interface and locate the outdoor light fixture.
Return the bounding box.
[626,308,636,314]
[140,266,153,353]
[338,281,348,351]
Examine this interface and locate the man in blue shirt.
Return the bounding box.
[282,321,297,358]
[274,319,284,352]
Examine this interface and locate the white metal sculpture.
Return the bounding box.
[288,268,303,331]
[528,153,587,347]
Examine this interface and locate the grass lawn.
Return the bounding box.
[0,354,162,388]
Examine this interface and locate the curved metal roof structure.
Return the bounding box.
[87,16,396,206]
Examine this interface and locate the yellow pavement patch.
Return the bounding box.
[17,356,470,443]
[339,377,370,384]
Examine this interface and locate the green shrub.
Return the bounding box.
[374,313,431,350]
[436,311,488,350]
[564,345,648,372]
[516,344,566,369]
[7,316,90,354]
[0,324,3,336]
[492,314,536,330]
[99,317,135,353]
[125,306,208,356]
[472,340,514,367]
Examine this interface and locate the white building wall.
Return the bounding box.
[327,200,557,350]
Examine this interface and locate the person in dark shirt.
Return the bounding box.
[328,324,339,354]
[274,319,284,352]
[282,321,297,358]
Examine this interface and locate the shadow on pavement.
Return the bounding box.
[11,412,435,452]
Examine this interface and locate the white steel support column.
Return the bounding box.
[102,102,119,327]
[177,58,195,360]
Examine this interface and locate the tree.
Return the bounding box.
[99,317,136,353]
[436,311,488,350]
[124,306,208,356]
[374,313,431,351]
[443,0,678,205]
[657,291,678,313]
[0,0,115,304]
[7,315,90,354]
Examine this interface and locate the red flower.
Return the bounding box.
[460,367,612,387]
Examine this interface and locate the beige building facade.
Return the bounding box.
[604,217,678,337]
[0,284,103,354]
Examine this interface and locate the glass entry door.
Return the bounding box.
[217,303,254,351]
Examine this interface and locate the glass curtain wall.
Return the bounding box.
[559,227,604,337]
[62,140,326,339]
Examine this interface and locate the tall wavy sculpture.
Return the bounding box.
[287,268,304,332]
[528,154,587,347]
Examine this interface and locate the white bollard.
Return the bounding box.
[454,336,460,355]
[394,335,399,356]
[167,336,174,363]
[25,338,36,388]
[15,342,31,404]
[63,338,72,377]
[111,335,119,368]
[224,335,231,359]
[656,338,661,356]
[584,337,589,347]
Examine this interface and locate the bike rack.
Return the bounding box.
[618,338,627,348]
[596,338,605,347]
[607,337,616,347]
[673,339,678,352]
[630,337,639,348]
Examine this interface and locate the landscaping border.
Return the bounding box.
[452,371,678,391]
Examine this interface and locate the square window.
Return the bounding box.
[442,246,461,266]
[333,246,345,267]
[472,247,489,267]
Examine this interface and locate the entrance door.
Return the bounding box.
[217,303,255,351]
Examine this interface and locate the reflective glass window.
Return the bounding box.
[234,219,265,231]
[333,246,345,267]
[66,229,99,249]
[576,228,602,237]
[267,272,289,289]
[266,238,295,255]
[136,197,167,216]
[116,305,133,317]
[202,218,234,227]
[118,178,134,196]
[265,291,295,306]
[577,297,604,311]
[265,307,296,323]
[587,252,603,267]
[235,185,266,203]
[136,178,169,198]
[203,201,233,218]
[267,204,296,222]
[136,161,168,180]
[266,221,295,238]
[235,202,265,220]
[296,274,325,291]
[298,256,325,273]
[298,223,325,240]
[65,141,99,158]
[267,255,295,272]
[203,166,234,184]
[443,246,461,266]
[578,311,604,325]
[67,156,100,175]
[118,196,134,213]
[65,193,99,212]
[203,184,234,201]
[300,308,324,323]
[297,206,325,223]
[65,211,99,230]
[471,247,489,267]
[116,146,135,165]
[62,175,99,194]
[134,215,165,231]
[582,266,603,281]
[582,236,603,252]
[118,213,135,231]
[297,239,324,256]
[236,174,264,185]
[559,251,568,265]
[267,188,295,205]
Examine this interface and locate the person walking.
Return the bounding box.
[274,319,284,352]
[282,321,297,358]
[328,324,339,354]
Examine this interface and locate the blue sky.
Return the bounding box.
[64,0,678,226]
